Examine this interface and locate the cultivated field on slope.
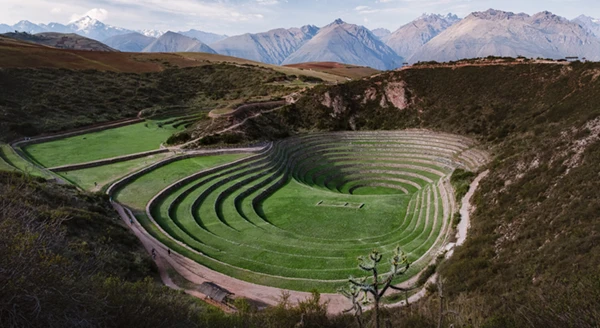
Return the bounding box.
[23,120,182,168]
[114,154,251,209]
[284,62,379,79]
[58,153,173,192]
[110,130,488,292]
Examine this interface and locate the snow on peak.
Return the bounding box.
[69,16,103,30]
[140,29,165,38]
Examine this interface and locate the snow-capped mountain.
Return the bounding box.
[66,16,132,41]
[383,13,460,61]
[573,15,600,37]
[12,20,46,34]
[282,19,403,70]
[4,17,132,41]
[39,22,71,33]
[211,25,319,64]
[410,10,600,63]
[139,29,165,38]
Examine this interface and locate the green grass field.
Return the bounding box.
[115,154,251,209]
[59,153,173,192]
[23,120,184,168]
[111,131,484,292]
[0,144,53,178]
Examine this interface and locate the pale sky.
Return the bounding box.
[3,0,600,35]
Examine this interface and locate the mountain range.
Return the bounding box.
[3,9,600,69]
[411,10,600,63]
[281,19,402,70]
[211,25,319,65]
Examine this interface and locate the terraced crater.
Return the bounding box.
[114,130,488,292]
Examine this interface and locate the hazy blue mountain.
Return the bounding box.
[103,32,156,52]
[573,15,600,37]
[283,19,403,70]
[383,13,460,60]
[211,25,319,64]
[142,31,216,53]
[179,29,227,45]
[0,24,11,33]
[12,20,46,34]
[371,28,391,39]
[411,9,600,63]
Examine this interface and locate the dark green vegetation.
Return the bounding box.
[114,131,485,291]
[0,171,197,327]
[449,169,476,202]
[0,172,354,328]
[0,64,299,142]
[257,62,600,327]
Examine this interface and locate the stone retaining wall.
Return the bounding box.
[51,149,171,172]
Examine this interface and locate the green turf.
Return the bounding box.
[0,148,16,172]
[114,154,251,209]
[112,131,478,291]
[59,153,173,192]
[263,180,410,240]
[23,120,184,168]
[0,144,52,178]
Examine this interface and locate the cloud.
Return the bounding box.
[256,0,279,5]
[50,7,62,14]
[70,8,108,22]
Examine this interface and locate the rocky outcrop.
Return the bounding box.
[383,81,409,110]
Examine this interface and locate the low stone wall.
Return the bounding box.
[13,118,143,147]
[107,146,269,197]
[51,149,171,172]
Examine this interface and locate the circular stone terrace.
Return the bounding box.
[111,130,489,293]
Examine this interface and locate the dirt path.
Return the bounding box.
[111,201,350,313]
[180,106,283,149]
[456,170,489,246]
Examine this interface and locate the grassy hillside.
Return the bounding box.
[283,62,379,79]
[0,36,346,83]
[264,62,600,327]
[3,31,116,52]
[0,171,356,328]
[0,64,300,141]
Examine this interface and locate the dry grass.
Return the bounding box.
[284,62,379,79]
[0,37,347,82]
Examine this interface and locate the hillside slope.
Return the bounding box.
[0,171,206,327]
[3,31,116,51]
[250,61,600,326]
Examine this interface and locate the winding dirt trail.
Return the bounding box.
[456,170,490,246]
